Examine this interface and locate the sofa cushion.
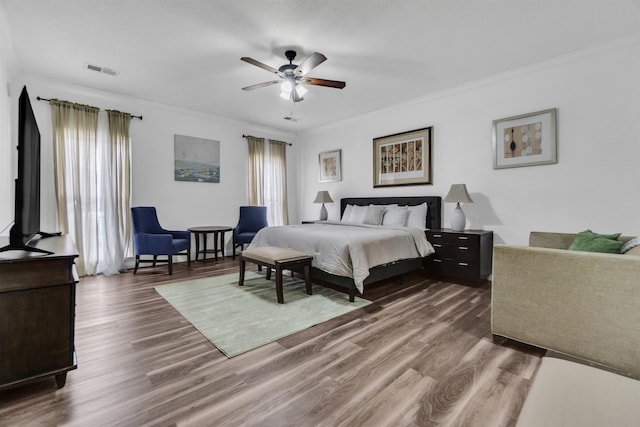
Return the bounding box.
[621,236,640,254]
[568,229,624,254]
[516,357,640,427]
[625,245,640,256]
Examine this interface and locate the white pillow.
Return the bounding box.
[382,206,409,226]
[341,204,354,222]
[406,202,428,229]
[350,205,369,224]
[370,203,398,210]
[363,206,387,225]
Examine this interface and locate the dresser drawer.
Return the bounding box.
[426,257,481,281]
[431,242,479,262]
[428,231,479,246]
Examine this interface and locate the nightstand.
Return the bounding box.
[425,229,493,281]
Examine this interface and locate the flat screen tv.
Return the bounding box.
[0,86,53,254]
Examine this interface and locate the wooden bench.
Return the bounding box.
[239,246,313,304]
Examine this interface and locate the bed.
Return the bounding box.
[249,196,442,301]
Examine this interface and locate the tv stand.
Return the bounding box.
[38,231,63,238]
[0,235,79,390]
[0,231,62,254]
[0,243,53,255]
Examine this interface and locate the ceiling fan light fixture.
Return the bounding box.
[280,80,293,94]
[295,84,308,98]
[280,91,291,100]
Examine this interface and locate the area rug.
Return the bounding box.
[154,271,371,357]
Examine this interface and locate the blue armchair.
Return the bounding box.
[131,206,190,274]
[232,206,268,259]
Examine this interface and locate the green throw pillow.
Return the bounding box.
[568,229,624,254]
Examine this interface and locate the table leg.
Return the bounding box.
[202,233,208,261]
[220,231,226,258]
[194,233,200,262]
[213,231,219,261]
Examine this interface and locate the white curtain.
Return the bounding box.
[246,136,289,225]
[97,110,132,274]
[266,140,289,225]
[50,100,131,276]
[246,136,264,206]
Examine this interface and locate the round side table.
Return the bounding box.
[188,226,232,261]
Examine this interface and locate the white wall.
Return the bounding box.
[4,74,298,253]
[0,2,17,234]
[297,36,640,245]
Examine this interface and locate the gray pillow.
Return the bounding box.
[363,206,386,225]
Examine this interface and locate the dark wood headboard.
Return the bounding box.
[340,196,442,230]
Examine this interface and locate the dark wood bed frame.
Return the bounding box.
[310,196,442,302]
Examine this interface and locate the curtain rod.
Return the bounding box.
[242,134,292,146]
[36,96,143,120]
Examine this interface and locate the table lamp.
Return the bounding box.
[313,190,333,221]
[444,184,473,231]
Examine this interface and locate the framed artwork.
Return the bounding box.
[174,134,220,183]
[373,127,432,187]
[493,108,557,169]
[319,149,342,182]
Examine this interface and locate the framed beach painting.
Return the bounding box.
[493,108,557,169]
[373,127,432,187]
[319,149,342,182]
[174,134,220,183]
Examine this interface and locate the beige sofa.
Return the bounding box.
[492,232,640,426]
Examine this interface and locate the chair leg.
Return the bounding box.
[304,264,312,295]
[153,255,157,267]
[275,265,284,304]
[168,255,173,275]
[239,257,246,286]
[134,255,140,274]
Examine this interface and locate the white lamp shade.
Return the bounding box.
[444,184,473,203]
[313,191,333,204]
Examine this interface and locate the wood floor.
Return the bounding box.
[0,257,544,426]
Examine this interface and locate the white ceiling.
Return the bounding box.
[2,1,639,132]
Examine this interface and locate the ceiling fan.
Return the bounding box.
[241,50,346,102]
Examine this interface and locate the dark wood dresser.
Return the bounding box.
[0,235,79,390]
[425,229,493,282]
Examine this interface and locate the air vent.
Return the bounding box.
[85,63,119,76]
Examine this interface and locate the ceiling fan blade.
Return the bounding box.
[300,77,346,89]
[294,52,327,76]
[242,81,280,91]
[241,57,283,76]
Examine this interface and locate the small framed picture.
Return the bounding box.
[493,108,557,169]
[318,149,342,182]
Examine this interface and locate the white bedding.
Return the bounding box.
[249,221,434,293]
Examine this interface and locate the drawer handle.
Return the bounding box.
[458,246,469,250]
[432,234,442,238]
[458,262,469,266]
[433,259,442,263]
[433,244,443,248]
[458,236,469,240]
